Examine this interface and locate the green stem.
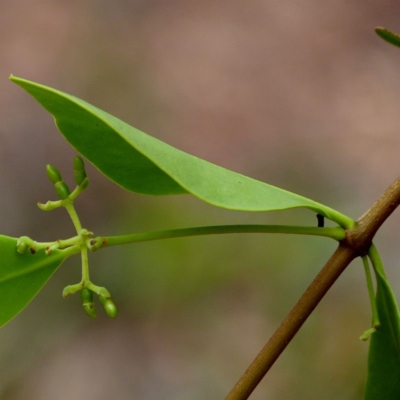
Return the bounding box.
[360,255,380,340]
[64,201,90,284]
[368,243,387,279]
[60,245,81,258]
[102,225,345,248]
[81,246,90,283]
[64,202,83,233]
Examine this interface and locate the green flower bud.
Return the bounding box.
[79,177,89,191]
[73,156,85,171]
[88,236,105,251]
[83,303,96,318]
[73,156,87,185]
[81,288,93,303]
[74,170,87,186]
[99,296,117,318]
[96,287,111,298]
[104,300,117,318]
[81,289,96,318]
[46,164,62,184]
[55,181,71,199]
[16,237,38,254]
[16,241,27,254]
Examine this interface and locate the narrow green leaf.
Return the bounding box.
[10,76,353,228]
[375,27,400,48]
[0,235,67,327]
[364,263,400,398]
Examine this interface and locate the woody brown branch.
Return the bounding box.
[226,176,400,400]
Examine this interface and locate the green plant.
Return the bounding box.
[1,27,399,399]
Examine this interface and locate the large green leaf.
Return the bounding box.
[364,266,400,399]
[10,76,353,228]
[0,235,67,327]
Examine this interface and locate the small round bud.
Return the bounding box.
[81,288,93,303]
[46,164,62,184]
[74,170,87,186]
[98,294,108,306]
[79,177,89,191]
[104,300,117,318]
[17,237,38,254]
[99,295,117,318]
[16,241,28,254]
[73,156,85,171]
[83,303,96,318]
[73,156,87,185]
[96,287,111,299]
[55,181,71,199]
[81,289,96,318]
[88,236,105,251]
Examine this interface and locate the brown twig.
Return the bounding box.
[226,176,400,400]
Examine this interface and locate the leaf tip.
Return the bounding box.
[375,26,400,48]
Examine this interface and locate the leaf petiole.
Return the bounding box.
[368,244,387,278]
[88,224,346,251]
[360,255,380,341]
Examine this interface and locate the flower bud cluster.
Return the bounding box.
[80,287,117,319]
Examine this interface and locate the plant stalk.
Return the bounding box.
[226,176,400,400]
[103,225,345,247]
[361,255,380,336]
[225,243,356,400]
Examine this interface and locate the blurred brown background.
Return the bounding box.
[0,1,399,399]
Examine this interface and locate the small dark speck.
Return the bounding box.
[316,214,325,228]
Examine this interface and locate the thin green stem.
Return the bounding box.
[69,179,89,201]
[360,255,380,340]
[60,245,81,258]
[81,246,90,283]
[100,225,345,249]
[64,202,83,233]
[49,235,84,252]
[64,201,90,284]
[368,243,387,279]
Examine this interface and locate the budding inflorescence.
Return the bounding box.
[43,156,89,204]
[81,288,96,318]
[75,285,117,319]
[18,156,117,320]
[46,164,71,199]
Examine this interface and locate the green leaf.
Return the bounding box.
[0,235,67,327]
[10,76,353,228]
[364,266,400,399]
[375,27,400,48]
